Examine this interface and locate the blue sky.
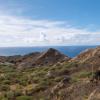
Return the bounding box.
[0,0,100,46]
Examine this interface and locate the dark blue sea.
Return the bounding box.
[0,46,98,57]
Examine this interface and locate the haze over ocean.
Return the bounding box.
[0,46,98,57]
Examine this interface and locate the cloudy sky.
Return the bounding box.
[0,0,100,47]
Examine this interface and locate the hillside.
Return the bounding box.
[71,46,100,72]
[0,47,100,100]
[72,46,100,62]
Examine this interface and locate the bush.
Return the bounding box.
[0,96,7,100]
[0,85,10,91]
[16,96,33,100]
[33,84,47,93]
[0,98,8,100]
[2,80,11,85]
[54,77,63,82]
[76,71,92,78]
[14,90,23,97]
[19,80,27,86]
[5,91,15,99]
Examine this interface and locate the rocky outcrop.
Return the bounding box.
[17,48,70,69]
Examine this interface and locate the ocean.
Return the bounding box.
[0,46,98,57]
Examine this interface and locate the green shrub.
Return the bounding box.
[19,80,27,86]
[5,91,15,99]
[0,97,8,100]
[16,96,33,100]
[14,90,23,97]
[0,85,10,91]
[2,80,10,85]
[32,84,47,93]
[54,77,63,82]
[76,71,92,78]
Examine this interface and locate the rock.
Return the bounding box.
[46,71,54,78]
[61,76,71,84]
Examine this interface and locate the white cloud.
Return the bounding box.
[0,15,99,47]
